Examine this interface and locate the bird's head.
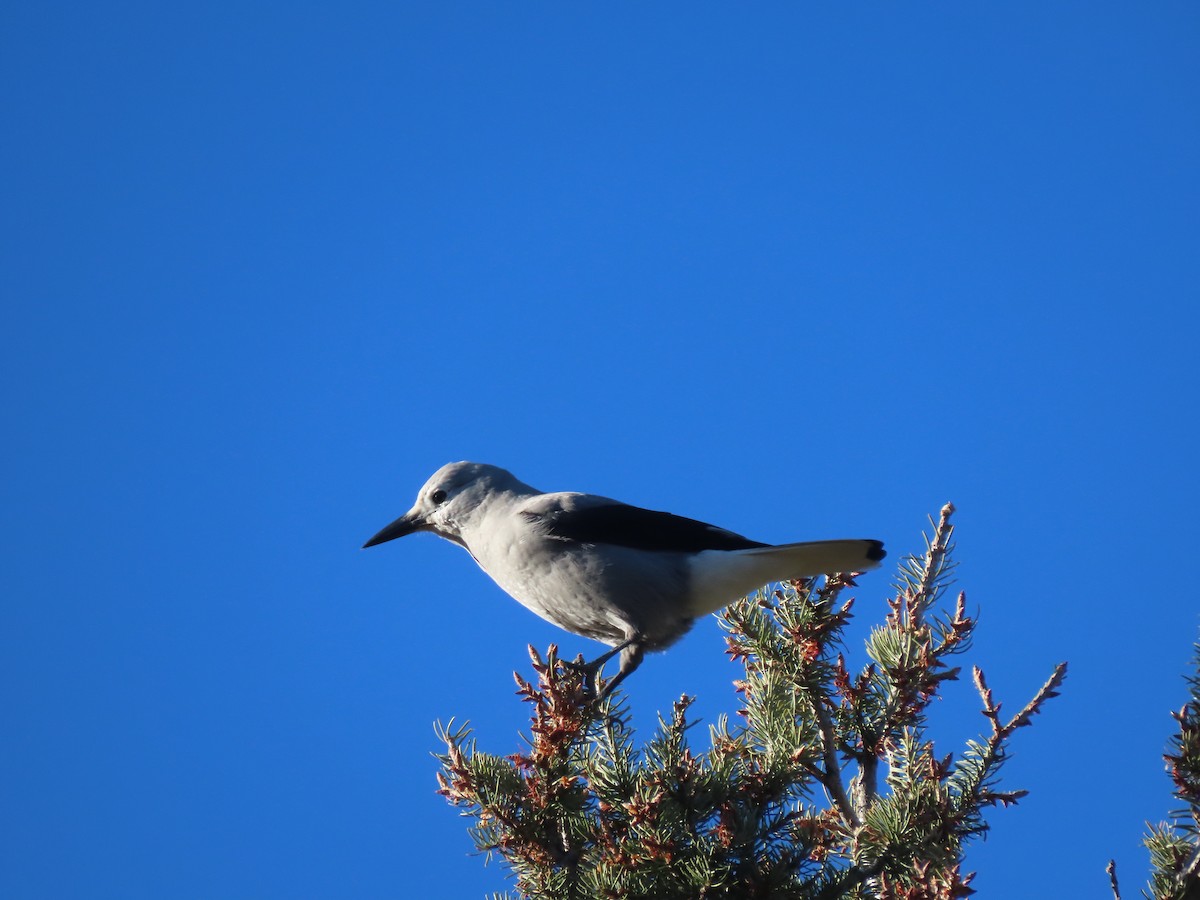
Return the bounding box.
[362,461,529,549]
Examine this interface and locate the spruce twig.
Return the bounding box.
[909,501,957,621]
[1106,858,1122,900]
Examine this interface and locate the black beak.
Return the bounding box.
[362,512,423,548]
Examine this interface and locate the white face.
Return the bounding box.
[363,462,513,549]
[408,461,492,538]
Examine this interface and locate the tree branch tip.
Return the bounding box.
[1037,662,1070,697]
[972,666,988,691]
[1105,858,1122,900]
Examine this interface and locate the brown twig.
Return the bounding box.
[974,662,1068,739]
[812,694,861,829]
[1106,858,1122,900]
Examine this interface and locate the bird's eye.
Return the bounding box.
[430,489,448,504]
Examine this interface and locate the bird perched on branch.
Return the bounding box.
[364,462,885,698]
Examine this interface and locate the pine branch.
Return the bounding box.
[932,662,1068,827]
[907,502,957,623]
[860,506,973,762]
[1138,640,1200,900]
[974,663,1069,741]
[813,693,861,829]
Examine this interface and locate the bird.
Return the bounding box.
[363,462,885,698]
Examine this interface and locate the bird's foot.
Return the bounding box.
[561,654,606,699]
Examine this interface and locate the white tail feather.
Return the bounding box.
[686,539,884,617]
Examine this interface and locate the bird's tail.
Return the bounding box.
[687,539,886,617]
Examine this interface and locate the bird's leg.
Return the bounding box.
[564,634,643,699]
[594,641,644,701]
[583,636,636,671]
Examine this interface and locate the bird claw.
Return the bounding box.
[561,655,607,699]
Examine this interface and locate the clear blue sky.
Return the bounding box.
[3,3,1197,897]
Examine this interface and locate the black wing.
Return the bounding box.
[524,502,768,553]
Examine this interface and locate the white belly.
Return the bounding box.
[464,516,690,647]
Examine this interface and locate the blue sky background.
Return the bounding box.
[3,3,1197,897]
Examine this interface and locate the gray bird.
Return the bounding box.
[363,462,885,698]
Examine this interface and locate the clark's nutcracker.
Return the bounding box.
[364,462,885,697]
